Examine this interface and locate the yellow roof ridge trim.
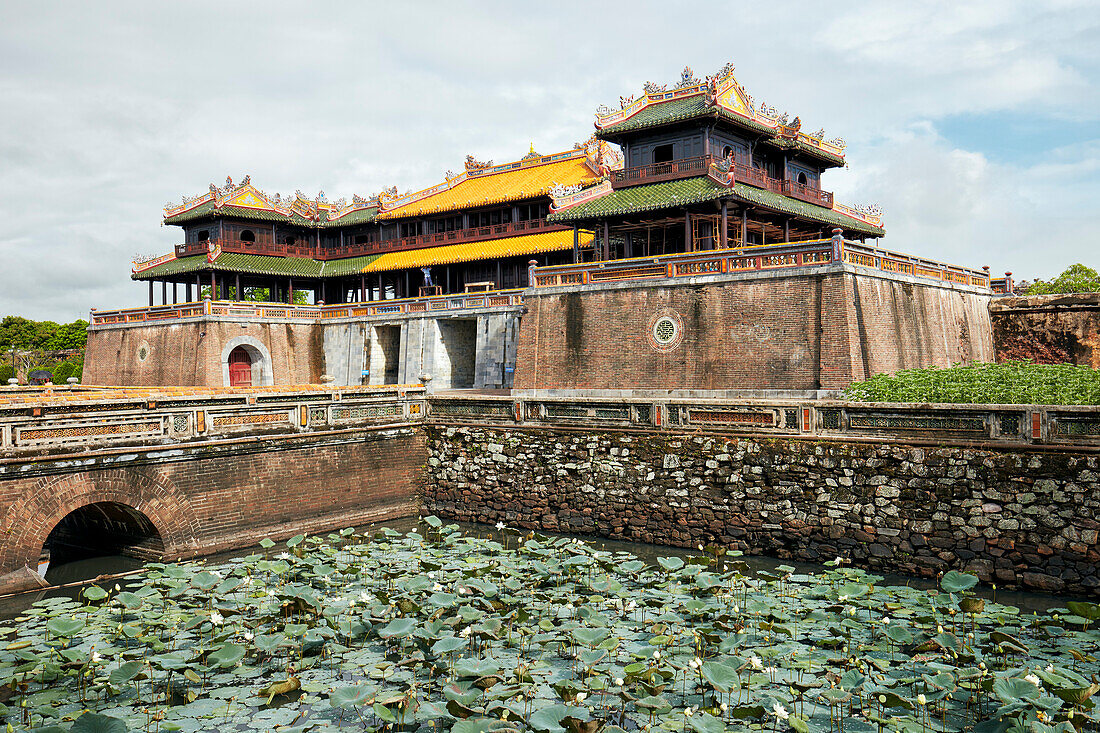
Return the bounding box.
[595,63,846,159]
[376,148,595,216]
[359,229,593,273]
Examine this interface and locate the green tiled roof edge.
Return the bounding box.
[548,176,883,236]
[132,252,387,280]
[548,177,727,221]
[164,204,378,228]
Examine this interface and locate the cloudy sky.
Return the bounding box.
[2,1,1097,322]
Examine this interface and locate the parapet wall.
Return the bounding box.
[424,425,1100,597]
[990,293,1100,367]
[513,264,993,391]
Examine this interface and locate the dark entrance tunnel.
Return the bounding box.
[42,502,164,568]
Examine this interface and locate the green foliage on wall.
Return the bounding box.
[1025,263,1100,295]
[845,361,1100,405]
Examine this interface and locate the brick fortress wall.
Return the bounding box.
[424,425,1100,597]
[513,266,993,391]
[84,319,323,387]
[990,293,1100,367]
[0,428,425,586]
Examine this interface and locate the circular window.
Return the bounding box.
[647,312,684,351]
[653,317,678,344]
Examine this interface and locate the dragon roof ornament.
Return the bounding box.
[164,177,379,223]
[595,63,847,160]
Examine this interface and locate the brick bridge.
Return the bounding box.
[1,385,1098,596]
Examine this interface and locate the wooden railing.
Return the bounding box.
[90,290,526,326]
[531,238,991,290]
[610,155,835,208]
[612,155,713,188]
[176,240,316,259]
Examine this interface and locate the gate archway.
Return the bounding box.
[220,336,274,387]
[228,346,253,386]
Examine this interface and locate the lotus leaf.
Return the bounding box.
[941,570,979,593]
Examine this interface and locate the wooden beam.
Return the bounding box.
[720,200,728,249]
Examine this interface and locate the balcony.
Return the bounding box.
[612,156,834,208]
[172,218,567,262]
[611,155,712,188]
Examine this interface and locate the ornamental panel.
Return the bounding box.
[210,412,288,428]
[688,409,775,427]
[847,414,985,432]
[331,404,401,421]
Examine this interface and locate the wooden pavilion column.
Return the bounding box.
[378,274,384,300]
[572,226,579,264]
[195,274,201,300]
[210,272,216,300]
[741,209,748,244]
[784,218,790,244]
[360,275,366,303]
[720,201,728,249]
[185,282,192,302]
[288,278,294,304]
[172,283,178,304]
[684,212,691,252]
[161,281,167,305]
[235,274,241,301]
[148,281,153,307]
[602,221,609,261]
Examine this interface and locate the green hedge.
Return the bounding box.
[844,361,1100,405]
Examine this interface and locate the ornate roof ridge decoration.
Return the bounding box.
[376,147,591,213]
[549,179,613,212]
[164,176,378,223]
[595,63,847,159]
[833,202,884,228]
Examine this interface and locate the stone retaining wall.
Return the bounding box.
[423,426,1100,597]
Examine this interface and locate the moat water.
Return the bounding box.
[0,517,1080,620]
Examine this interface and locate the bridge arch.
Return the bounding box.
[2,469,199,576]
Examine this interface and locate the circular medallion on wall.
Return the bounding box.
[647,311,684,352]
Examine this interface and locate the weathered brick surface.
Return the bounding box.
[424,426,1100,597]
[84,320,322,387]
[513,269,993,390]
[0,429,425,586]
[990,294,1100,367]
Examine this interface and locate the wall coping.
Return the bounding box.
[523,262,994,297]
[990,292,1100,312]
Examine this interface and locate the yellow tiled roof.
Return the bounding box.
[361,229,593,273]
[377,155,598,219]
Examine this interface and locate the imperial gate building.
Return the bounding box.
[86,65,996,391]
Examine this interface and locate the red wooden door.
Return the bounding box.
[228,347,252,387]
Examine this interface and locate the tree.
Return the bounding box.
[1025,263,1100,295]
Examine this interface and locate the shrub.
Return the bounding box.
[844,361,1100,405]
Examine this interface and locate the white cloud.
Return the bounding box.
[0,0,1097,320]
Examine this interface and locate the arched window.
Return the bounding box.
[797,172,808,185]
[284,235,296,245]
[722,146,733,160]
[239,230,255,243]
[197,230,209,242]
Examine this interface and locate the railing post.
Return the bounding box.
[527,260,538,287]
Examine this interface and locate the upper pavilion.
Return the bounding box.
[547,64,883,259]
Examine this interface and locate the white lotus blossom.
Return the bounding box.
[749,655,762,670]
[1045,664,1054,673]
[1025,673,1041,687]
[838,595,848,602]
[242,631,254,641]
[652,650,661,660]
[772,703,789,720]
[360,591,370,602]
[719,702,728,712]
[496,522,505,530]
[685,707,694,718]
[210,611,224,626]
[91,651,102,663]
[881,616,891,625]
[917,694,927,706]
[834,556,844,565]
[576,693,587,703]
[614,678,624,686]
[277,552,290,560]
